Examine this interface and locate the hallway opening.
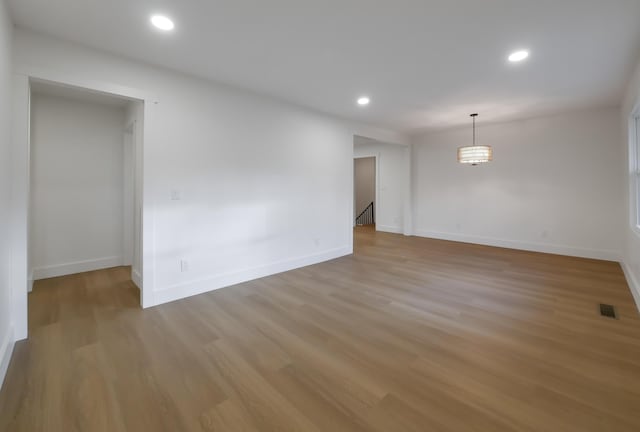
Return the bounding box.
[28,80,143,297]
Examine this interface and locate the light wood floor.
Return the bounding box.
[1,227,640,431]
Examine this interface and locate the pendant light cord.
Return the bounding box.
[471,113,478,146]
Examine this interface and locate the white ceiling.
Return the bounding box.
[8,0,640,133]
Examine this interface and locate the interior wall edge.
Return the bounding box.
[621,260,640,313]
[0,324,15,392]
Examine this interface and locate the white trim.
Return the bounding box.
[153,246,351,306]
[414,229,621,262]
[132,269,142,289]
[11,74,30,341]
[0,325,15,391]
[403,145,413,236]
[377,225,404,234]
[28,272,33,293]
[621,261,640,313]
[122,125,134,267]
[32,256,123,280]
[15,66,156,103]
[629,110,640,236]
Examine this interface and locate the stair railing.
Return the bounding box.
[355,202,374,225]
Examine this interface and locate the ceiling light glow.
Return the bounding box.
[357,96,370,106]
[151,15,175,31]
[508,50,529,62]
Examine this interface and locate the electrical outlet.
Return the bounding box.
[171,190,181,201]
[180,259,189,272]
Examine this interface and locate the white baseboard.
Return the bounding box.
[132,268,142,289]
[0,324,15,391]
[414,229,621,262]
[154,246,352,306]
[33,256,123,280]
[28,271,33,293]
[377,225,403,234]
[621,261,640,313]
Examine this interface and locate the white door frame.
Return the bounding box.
[351,137,413,240]
[123,123,135,267]
[124,115,144,290]
[11,69,156,341]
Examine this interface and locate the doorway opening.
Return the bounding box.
[352,135,412,249]
[354,156,377,229]
[28,79,143,302]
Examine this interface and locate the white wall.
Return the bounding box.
[354,137,407,234]
[621,55,640,309]
[12,29,407,311]
[354,157,375,220]
[0,0,14,389]
[411,108,624,260]
[29,93,126,279]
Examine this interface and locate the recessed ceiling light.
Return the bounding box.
[150,15,175,31]
[508,50,529,62]
[357,96,370,106]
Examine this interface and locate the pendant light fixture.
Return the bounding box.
[457,113,492,165]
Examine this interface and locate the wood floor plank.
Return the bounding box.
[66,342,127,432]
[202,339,321,432]
[1,226,639,431]
[200,398,261,432]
